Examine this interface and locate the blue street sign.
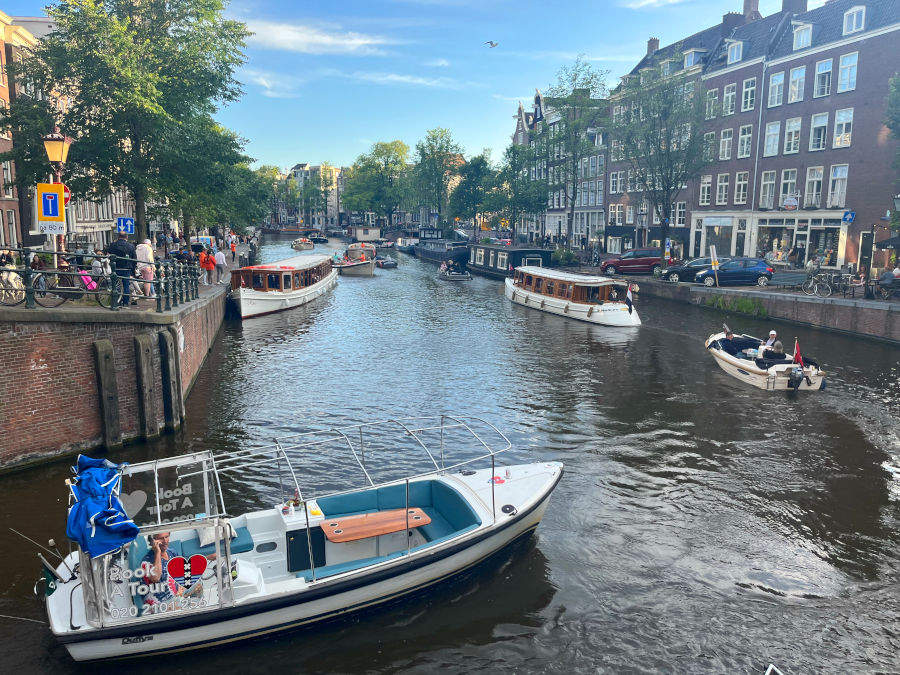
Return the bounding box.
[116,217,135,234]
[842,211,856,223]
[42,192,60,218]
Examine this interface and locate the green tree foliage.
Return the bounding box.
[15,0,250,238]
[611,56,708,261]
[542,57,609,248]
[886,74,900,231]
[299,176,322,226]
[342,141,410,229]
[414,127,462,230]
[449,153,494,231]
[487,143,548,242]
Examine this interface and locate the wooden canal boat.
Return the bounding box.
[229,254,336,319]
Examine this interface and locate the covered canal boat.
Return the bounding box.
[229,254,336,319]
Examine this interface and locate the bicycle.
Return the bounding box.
[31,267,123,308]
[801,268,833,298]
[0,268,26,306]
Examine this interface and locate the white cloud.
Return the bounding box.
[492,94,530,102]
[345,71,471,89]
[620,0,687,8]
[502,49,641,63]
[241,68,303,99]
[246,20,400,55]
[424,58,450,67]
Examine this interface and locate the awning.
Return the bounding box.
[875,235,900,250]
[66,456,139,557]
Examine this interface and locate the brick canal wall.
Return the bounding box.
[631,278,900,344]
[0,290,226,470]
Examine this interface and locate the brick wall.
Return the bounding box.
[0,292,225,470]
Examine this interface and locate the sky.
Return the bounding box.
[3,0,825,171]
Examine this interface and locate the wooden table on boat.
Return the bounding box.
[322,508,431,543]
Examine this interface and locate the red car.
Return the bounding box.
[603,248,678,275]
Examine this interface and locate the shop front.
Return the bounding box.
[701,216,734,258]
[755,215,845,268]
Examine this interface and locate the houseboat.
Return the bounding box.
[396,237,419,254]
[229,254,336,319]
[414,227,469,266]
[505,266,641,327]
[467,243,552,280]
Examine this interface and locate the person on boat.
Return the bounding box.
[720,330,756,359]
[762,340,786,360]
[765,330,777,347]
[440,261,448,273]
[141,532,215,607]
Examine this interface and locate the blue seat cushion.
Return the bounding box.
[181,527,253,558]
[431,481,481,531]
[317,490,378,518]
[410,523,479,553]
[296,550,406,581]
[418,508,456,542]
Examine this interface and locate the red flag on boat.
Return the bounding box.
[625,283,633,314]
[793,338,804,367]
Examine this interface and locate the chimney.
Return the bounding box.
[647,37,659,56]
[743,0,761,20]
[721,12,744,35]
[781,0,808,14]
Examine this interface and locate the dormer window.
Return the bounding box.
[661,60,673,76]
[727,41,743,65]
[793,24,812,50]
[844,6,865,34]
[684,51,700,68]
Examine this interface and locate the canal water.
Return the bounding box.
[2,236,899,673]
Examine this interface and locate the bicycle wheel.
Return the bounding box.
[32,273,68,307]
[0,276,25,306]
[801,278,816,295]
[815,281,832,298]
[95,276,123,308]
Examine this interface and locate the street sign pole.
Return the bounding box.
[710,244,720,287]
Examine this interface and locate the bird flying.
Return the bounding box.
[484,41,498,48]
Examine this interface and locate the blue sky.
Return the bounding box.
[4,0,823,170]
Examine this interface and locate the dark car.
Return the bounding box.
[694,257,774,287]
[661,256,731,283]
[602,248,678,275]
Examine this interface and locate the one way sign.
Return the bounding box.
[842,211,856,223]
[116,217,135,234]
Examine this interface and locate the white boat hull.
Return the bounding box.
[53,462,562,661]
[504,277,640,326]
[232,269,337,318]
[336,260,376,277]
[705,332,826,391]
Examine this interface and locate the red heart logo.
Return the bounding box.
[188,555,208,577]
[166,556,186,583]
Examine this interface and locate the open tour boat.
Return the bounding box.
[505,266,640,327]
[705,329,826,391]
[291,238,314,251]
[229,254,336,319]
[41,415,563,661]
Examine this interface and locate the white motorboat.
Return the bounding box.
[229,254,336,319]
[347,242,377,260]
[705,330,826,391]
[505,266,641,327]
[291,237,314,250]
[439,269,472,281]
[333,259,376,276]
[42,415,563,661]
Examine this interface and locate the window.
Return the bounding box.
[844,7,865,35]
[789,66,805,103]
[703,132,716,162]
[760,170,776,209]
[828,164,848,208]
[793,25,812,50]
[768,72,784,107]
[764,122,780,157]
[727,41,742,64]
[810,113,828,151]
[716,174,729,205]
[838,53,857,92]
[1,161,11,198]
[609,204,624,225]
[699,175,712,206]
[723,84,736,115]
[6,210,15,247]
[814,59,832,97]
[741,78,756,111]
[626,205,635,224]
[784,118,801,154]
[661,61,674,77]
[735,172,749,204]
[719,129,733,160]
[684,51,700,68]
[705,89,718,119]
[610,171,619,194]
[833,108,853,147]
[676,202,686,226]
[737,125,752,159]
[780,169,797,205]
[805,167,823,208]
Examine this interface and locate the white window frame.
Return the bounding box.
[828,164,848,208]
[764,122,780,157]
[843,7,865,35]
[741,77,756,112]
[735,171,749,205]
[705,89,718,120]
[699,175,712,206]
[716,174,729,205]
[626,205,635,225]
[676,202,686,226]
[833,108,853,148]
[727,42,742,65]
[793,25,812,50]
[783,118,801,154]
[723,83,736,115]
[789,66,805,103]
[684,51,700,68]
[805,166,823,208]
[838,52,858,93]
[809,112,828,151]
[703,132,716,162]
[760,170,776,209]
[719,128,733,161]
[814,59,832,97]
[737,125,752,159]
[780,169,797,206]
[768,71,784,107]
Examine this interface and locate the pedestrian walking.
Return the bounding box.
[214,248,227,284]
[107,232,137,305]
[202,247,216,285]
[198,249,210,285]
[230,240,237,263]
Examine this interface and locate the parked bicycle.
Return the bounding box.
[31,267,123,308]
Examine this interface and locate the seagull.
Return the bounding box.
[484,41,498,48]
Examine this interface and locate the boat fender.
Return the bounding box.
[511,290,516,301]
[587,306,594,317]
[564,303,569,313]
[540,299,545,308]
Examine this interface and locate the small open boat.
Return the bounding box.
[41,415,563,661]
[291,238,314,251]
[333,258,376,276]
[375,255,397,269]
[439,269,472,281]
[347,242,376,260]
[705,328,826,391]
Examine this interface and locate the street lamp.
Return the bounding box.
[42,126,72,258]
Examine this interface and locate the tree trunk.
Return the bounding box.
[134,188,148,241]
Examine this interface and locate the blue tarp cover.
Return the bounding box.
[66,456,139,558]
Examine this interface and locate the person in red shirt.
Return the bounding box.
[230,241,237,263]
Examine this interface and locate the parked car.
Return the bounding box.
[661,256,731,283]
[693,257,774,287]
[602,248,678,275]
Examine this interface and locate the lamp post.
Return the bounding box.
[42,127,72,261]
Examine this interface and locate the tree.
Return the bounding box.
[25,0,249,239]
[611,55,708,264]
[342,141,410,230]
[488,143,548,242]
[541,57,609,248]
[449,153,494,234]
[414,128,462,231]
[886,74,900,232]
[319,161,335,226]
[299,176,322,226]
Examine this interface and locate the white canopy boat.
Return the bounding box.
[229,254,336,319]
[333,258,376,276]
[291,237,314,250]
[42,415,563,662]
[705,329,826,391]
[505,266,640,327]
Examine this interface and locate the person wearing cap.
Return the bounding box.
[135,238,155,299]
[765,330,777,347]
